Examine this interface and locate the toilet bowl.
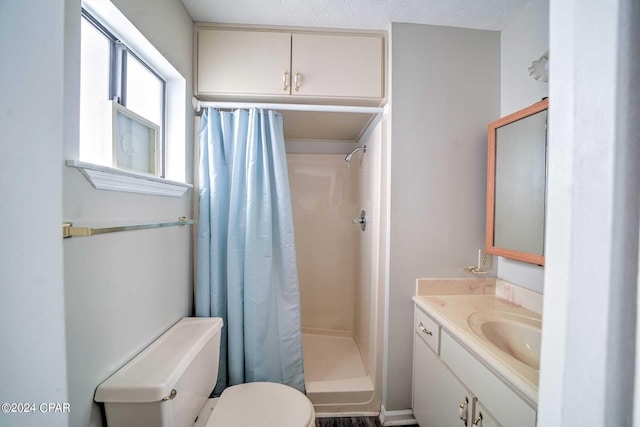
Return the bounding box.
[94,318,314,427]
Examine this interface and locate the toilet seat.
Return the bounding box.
[205,382,315,427]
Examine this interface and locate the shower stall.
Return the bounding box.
[287,122,387,415]
[193,100,388,416]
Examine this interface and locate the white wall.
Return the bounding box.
[385,23,500,411]
[501,0,549,115]
[62,1,195,426]
[539,0,640,424]
[497,0,549,293]
[0,2,69,426]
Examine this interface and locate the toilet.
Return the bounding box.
[94,318,315,427]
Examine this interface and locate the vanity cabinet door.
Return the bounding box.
[440,331,536,427]
[471,401,500,427]
[413,334,472,426]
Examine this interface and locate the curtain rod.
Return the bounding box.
[192,97,387,115]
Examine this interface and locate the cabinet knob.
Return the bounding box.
[458,396,469,424]
[283,70,290,92]
[294,71,301,92]
[418,322,433,336]
[473,412,483,427]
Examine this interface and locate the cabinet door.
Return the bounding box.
[197,29,291,96]
[472,401,501,427]
[291,33,383,99]
[440,331,536,427]
[413,335,471,427]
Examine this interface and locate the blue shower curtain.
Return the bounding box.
[196,108,305,395]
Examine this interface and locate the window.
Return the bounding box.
[80,9,166,176]
[71,0,188,196]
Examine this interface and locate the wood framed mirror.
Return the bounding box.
[486,98,548,266]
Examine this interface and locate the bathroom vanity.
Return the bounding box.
[411,279,540,426]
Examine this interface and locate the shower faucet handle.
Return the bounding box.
[352,210,367,231]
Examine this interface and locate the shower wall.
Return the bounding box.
[287,154,361,333]
[356,123,384,375]
[288,123,386,414]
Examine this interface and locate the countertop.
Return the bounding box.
[412,279,542,405]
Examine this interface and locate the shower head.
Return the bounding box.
[345,145,367,163]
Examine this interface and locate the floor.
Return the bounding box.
[316,417,419,427]
[316,417,381,427]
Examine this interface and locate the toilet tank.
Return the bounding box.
[95,317,223,427]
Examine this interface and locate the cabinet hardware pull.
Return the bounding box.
[283,70,289,92]
[294,71,301,92]
[458,396,469,424]
[473,412,483,427]
[419,322,433,336]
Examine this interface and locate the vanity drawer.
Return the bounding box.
[415,307,440,354]
[440,331,536,427]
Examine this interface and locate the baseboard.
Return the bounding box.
[379,405,417,426]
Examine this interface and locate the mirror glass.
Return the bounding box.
[486,99,548,265]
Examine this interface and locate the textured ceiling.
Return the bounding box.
[180,0,532,31]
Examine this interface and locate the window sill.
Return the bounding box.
[67,160,192,197]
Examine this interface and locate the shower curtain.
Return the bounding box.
[196,108,305,394]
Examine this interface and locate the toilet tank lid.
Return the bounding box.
[94,317,223,403]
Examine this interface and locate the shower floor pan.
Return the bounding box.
[302,332,375,410]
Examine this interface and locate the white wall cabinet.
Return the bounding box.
[196,27,384,102]
[197,29,292,96]
[412,306,534,427]
[290,33,383,99]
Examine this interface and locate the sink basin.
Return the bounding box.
[467,311,542,370]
